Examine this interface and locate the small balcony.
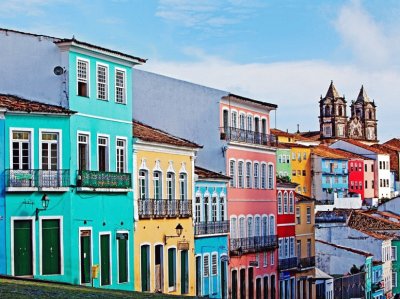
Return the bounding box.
[138,199,192,219]
[297,256,315,270]
[76,170,131,192]
[6,169,70,192]
[278,257,298,270]
[220,127,278,147]
[194,221,230,236]
[230,235,278,255]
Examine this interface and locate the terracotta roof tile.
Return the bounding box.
[279,142,311,149]
[296,193,315,202]
[371,144,399,172]
[0,94,74,114]
[312,145,349,159]
[133,120,202,149]
[195,166,231,180]
[384,138,400,150]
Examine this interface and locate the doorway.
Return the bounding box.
[155,244,163,292]
[196,256,202,296]
[240,268,246,299]
[80,229,91,284]
[13,220,33,276]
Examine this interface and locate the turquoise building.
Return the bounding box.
[0,107,5,274]
[194,166,230,299]
[372,262,384,298]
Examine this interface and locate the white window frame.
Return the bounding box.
[78,226,93,285]
[77,131,91,171]
[96,62,109,100]
[116,136,127,173]
[10,128,34,170]
[283,191,288,214]
[76,57,90,97]
[254,162,259,189]
[238,160,244,188]
[39,129,62,171]
[229,159,236,187]
[245,161,252,188]
[277,192,282,214]
[203,253,210,277]
[97,134,110,172]
[115,67,127,104]
[211,252,218,276]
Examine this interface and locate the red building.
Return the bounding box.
[277,181,298,299]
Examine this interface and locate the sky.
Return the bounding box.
[1,0,400,141]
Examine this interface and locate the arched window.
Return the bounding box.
[230,160,236,187]
[195,195,201,223]
[231,217,237,238]
[204,196,209,223]
[277,192,282,214]
[269,215,275,235]
[339,105,343,116]
[239,114,245,130]
[268,164,274,189]
[283,192,288,214]
[254,163,259,189]
[238,161,244,188]
[139,169,148,199]
[179,173,187,200]
[325,105,331,116]
[231,111,238,128]
[166,172,175,200]
[254,216,261,237]
[212,196,218,222]
[153,171,162,199]
[262,216,268,237]
[246,162,252,188]
[261,163,267,189]
[239,217,245,238]
[247,216,253,239]
[289,192,294,213]
[247,115,253,131]
[220,196,225,221]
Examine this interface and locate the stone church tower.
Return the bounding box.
[348,85,378,141]
[319,81,348,139]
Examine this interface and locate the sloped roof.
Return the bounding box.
[356,85,371,103]
[271,128,315,142]
[195,166,230,180]
[296,193,315,202]
[324,81,341,99]
[0,94,74,114]
[316,239,373,257]
[339,139,387,154]
[332,149,373,160]
[279,142,311,149]
[133,120,202,149]
[312,145,348,160]
[371,144,399,172]
[315,267,333,280]
[227,93,278,109]
[384,138,400,150]
[300,131,320,140]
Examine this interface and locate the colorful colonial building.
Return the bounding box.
[0,107,5,274]
[194,166,230,298]
[132,120,200,296]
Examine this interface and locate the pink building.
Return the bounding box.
[220,94,278,299]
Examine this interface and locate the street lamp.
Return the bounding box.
[163,223,183,244]
[36,194,50,220]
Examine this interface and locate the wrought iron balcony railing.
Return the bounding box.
[77,170,131,189]
[194,220,230,235]
[230,235,278,255]
[278,257,298,270]
[220,127,278,146]
[297,256,315,269]
[138,199,192,219]
[6,169,70,189]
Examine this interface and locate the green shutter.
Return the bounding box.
[141,245,149,291]
[100,234,110,286]
[80,234,91,284]
[42,219,61,275]
[168,248,176,288]
[14,220,33,276]
[118,237,128,283]
[181,250,188,294]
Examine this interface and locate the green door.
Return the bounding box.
[42,219,60,275]
[180,250,188,294]
[100,234,110,286]
[80,231,91,284]
[14,220,33,276]
[117,233,128,283]
[141,245,150,291]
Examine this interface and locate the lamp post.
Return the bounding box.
[163,223,183,245]
[35,194,50,220]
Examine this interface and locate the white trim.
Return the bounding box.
[116,136,128,173]
[39,216,64,276]
[167,161,175,173]
[76,113,133,124]
[116,230,130,284]
[97,133,110,172]
[9,127,34,170]
[167,245,177,292]
[228,143,277,154]
[99,231,112,286]
[114,67,127,105]
[139,242,152,291]
[133,141,199,156]
[96,62,109,101]
[78,226,93,285]
[39,129,63,170]
[10,216,36,276]
[77,130,91,171]
[76,57,90,98]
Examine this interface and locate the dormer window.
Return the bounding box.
[115,69,126,104]
[77,59,89,97]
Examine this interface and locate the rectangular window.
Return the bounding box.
[296,207,301,224]
[292,170,296,176]
[392,247,397,261]
[393,272,397,288]
[139,170,148,199]
[97,136,109,172]
[306,207,311,224]
[302,170,306,176]
[254,163,259,189]
[41,132,59,171]
[116,139,126,173]
[371,164,374,172]
[261,164,266,189]
[97,64,108,100]
[307,239,312,257]
[179,173,187,200]
[78,134,89,171]
[238,162,244,188]
[268,164,274,189]
[168,248,176,288]
[166,172,175,200]
[203,254,209,277]
[297,240,301,258]
[289,237,295,257]
[230,160,236,187]
[211,254,217,276]
[246,162,252,188]
[303,152,307,160]
[292,153,296,160]
[117,233,128,283]
[77,59,89,97]
[263,252,267,267]
[12,131,31,170]
[365,180,368,189]
[115,69,126,104]
[270,252,274,265]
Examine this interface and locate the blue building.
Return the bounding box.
[194,166,230,299]
[0,107,5,274]
[372,262,384,298]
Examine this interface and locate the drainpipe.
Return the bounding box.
[0,108,6,274]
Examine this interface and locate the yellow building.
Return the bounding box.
[132,120,201,296]
[295,193,316,299]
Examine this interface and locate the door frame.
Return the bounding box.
[116,230,130,284]
[39,216,64,275]
[140,242,151,292]
[99,231,112,286]
[11,216,35,276]
[220,254,228,299]
[78,226,93,285]
[153,242,164,292]
[195,254,202,296]
[180,248,189,294]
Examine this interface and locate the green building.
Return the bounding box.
[276,145,292,181]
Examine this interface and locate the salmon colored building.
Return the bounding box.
[220,94,278,299]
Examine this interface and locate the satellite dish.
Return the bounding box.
[53,66,65,76]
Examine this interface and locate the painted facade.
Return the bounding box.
[277,182,297,299]
[276,147,292,180]
[290,145,312,197]
[372,262,384,299]
[348,158,365,199]
[0,108,6,274]
[132,120,200,296]
[194,166,230,299]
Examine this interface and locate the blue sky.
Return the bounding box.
[1,0,400,140]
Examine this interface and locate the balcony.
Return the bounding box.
[230,235,278,255]
[194,221,230,236]
[138,199,192,219]
[76,170,131,192]
[220,127,278,147]
[6,169,70,192]
[278,257,298,270]
[297,256,315,270]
